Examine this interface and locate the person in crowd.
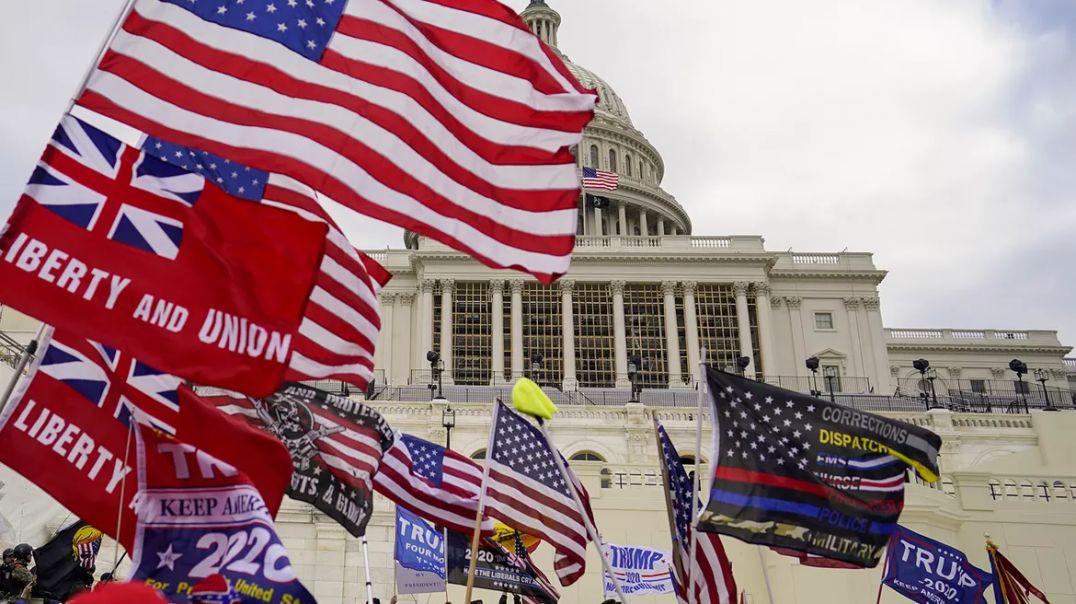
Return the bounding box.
[0,549,14,596]
[0,544,34,601]
[189,574,241,604]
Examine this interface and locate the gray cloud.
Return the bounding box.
[2,1,1072,348]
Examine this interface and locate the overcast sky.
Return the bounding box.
[1,1,1073,348]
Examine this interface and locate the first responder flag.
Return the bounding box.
[698,367,942,568]
[0,113,327,397]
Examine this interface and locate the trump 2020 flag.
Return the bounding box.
[0,114,327,397]
[78,0,597,283]
[129,424,313,603]
[883,526,993,604]
[699,367,943,568]
[395,506,446,595]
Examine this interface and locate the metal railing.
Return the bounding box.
[760,375,874,394]
[0,332,27,370]
[894,377,1073,408]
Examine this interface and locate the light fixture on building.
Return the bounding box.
[805,356,821,397]
[426,350,445,400]
[628,354,642,402]
[1009,358,1029,413]
[822,366,839,403]
[925,368,940,409]
[441,406,456,450]
[1033,368,1053,410]
[736,355,751,378]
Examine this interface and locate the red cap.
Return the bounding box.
[191,574,241,603]
[69,581,169,604]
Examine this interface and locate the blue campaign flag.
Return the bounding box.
[882,526,993,604]
[395,507,446,580]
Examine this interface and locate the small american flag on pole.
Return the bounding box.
[373,433,495,536]
[582,166,619,191]
[78,0,597,283]
[656,421,737,604]
[484,401,593,586]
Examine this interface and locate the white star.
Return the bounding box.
[246,11,256,20]
[753,403,761,411]
[805,423,813,431]
[316,16,326,26]
[287,0,298,5]
[786,400,794,408]
[793,430,801,438]
[156,544,182,571]
[209,163,217,169]
[807,405,816,412]
[217,5,227,13]
[277,22,288,32]
[154,141,163,149]
[297,18,307,28]
[238,186,246,193]
[762,415,771,423]
[783,419,791,427]
[795,412,803,420]
[764,396,773,404]
[307,40,317,49]
[802,442,811,450]
[777,458,785,465]
[266,4,277,13]
[174,150,183,158]
[325,0,334,4]
[744,392,753,399]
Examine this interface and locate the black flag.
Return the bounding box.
[32,520,102,601]
[698,367,942,567]
[446,530,559,603]
[202,382,394,536]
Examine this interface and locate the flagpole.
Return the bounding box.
[361,534,375,604]
[0,324,46,415]
[111,419,135,572]
[65,0,138,111]
[688,348,707,604]
[463,401,502,604]
[755,547,775,604]
[535,419,629,604]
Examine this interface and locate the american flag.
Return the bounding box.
[373,433,495,536]
[39,329,183,435]
[484,401,593,586]
[656,421,737,604]
[582,166,619,191]
[78,0,597,284]
[142,137,388,389]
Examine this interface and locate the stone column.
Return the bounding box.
[611,280,629,387]
[682,281,701,384]
[862,297,890,393]
[639,210,650,236]
[656,216,666,237]
[618,202,628,236]
[439,280,454,383]
[419,279,435,364]
[393,292,414,386]
[753,283,775,379]
[592,205,603,236]
[662,281,683,387]
[733,281,756,377]
[560,280,577,390]
[843,297,865,380]
[379,293,396,385]
[510,280,524,380]
[490,280,505,384]
[786,296,806,367]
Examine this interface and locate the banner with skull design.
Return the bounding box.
[201,382,395,536]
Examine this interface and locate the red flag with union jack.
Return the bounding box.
[0,114,328,397]
[0,327,293,549]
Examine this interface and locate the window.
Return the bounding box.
[625,154,632,177]
[969,379,986,394]
[608,149,617,172]
[624,284,668,388]
[452,282,491,385]
[694,284,752,371]
[814,312,834,330]
[574,283,615,387]
[523,283,563,387]
[470,449,486,460]
[639,161,646,181]
[589,145,599,167]
[570,451,605,462]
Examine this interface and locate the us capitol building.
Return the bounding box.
[3,1,1076,603]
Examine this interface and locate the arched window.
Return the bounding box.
[988,479,1001,500]
[470,449,486,460]
[608,149,617,172]
[589,145,599,168]
[1020,480,1035,501]
[570,451,606,462]
[1004,479,1018,499]
[625,154,632,177]
[639,161,646,181]
[1037,481,1051,501]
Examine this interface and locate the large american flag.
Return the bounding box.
[142,136,389,388]
[78,0,597,283]
[372,433,495,536]
[485,401,593,586]
[582,166,619,191]
[656,421,737,604]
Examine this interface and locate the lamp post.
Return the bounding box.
[1034,368,1051,409]
[912,358,931,409]
[1009,359,1029,413]
[926,368,939,409]
[628,354,641,403]
[441,406,456,450]
[426,350,444,400]
[735,356,751,378]
[805,356,821,397]
[822,366,838,403]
